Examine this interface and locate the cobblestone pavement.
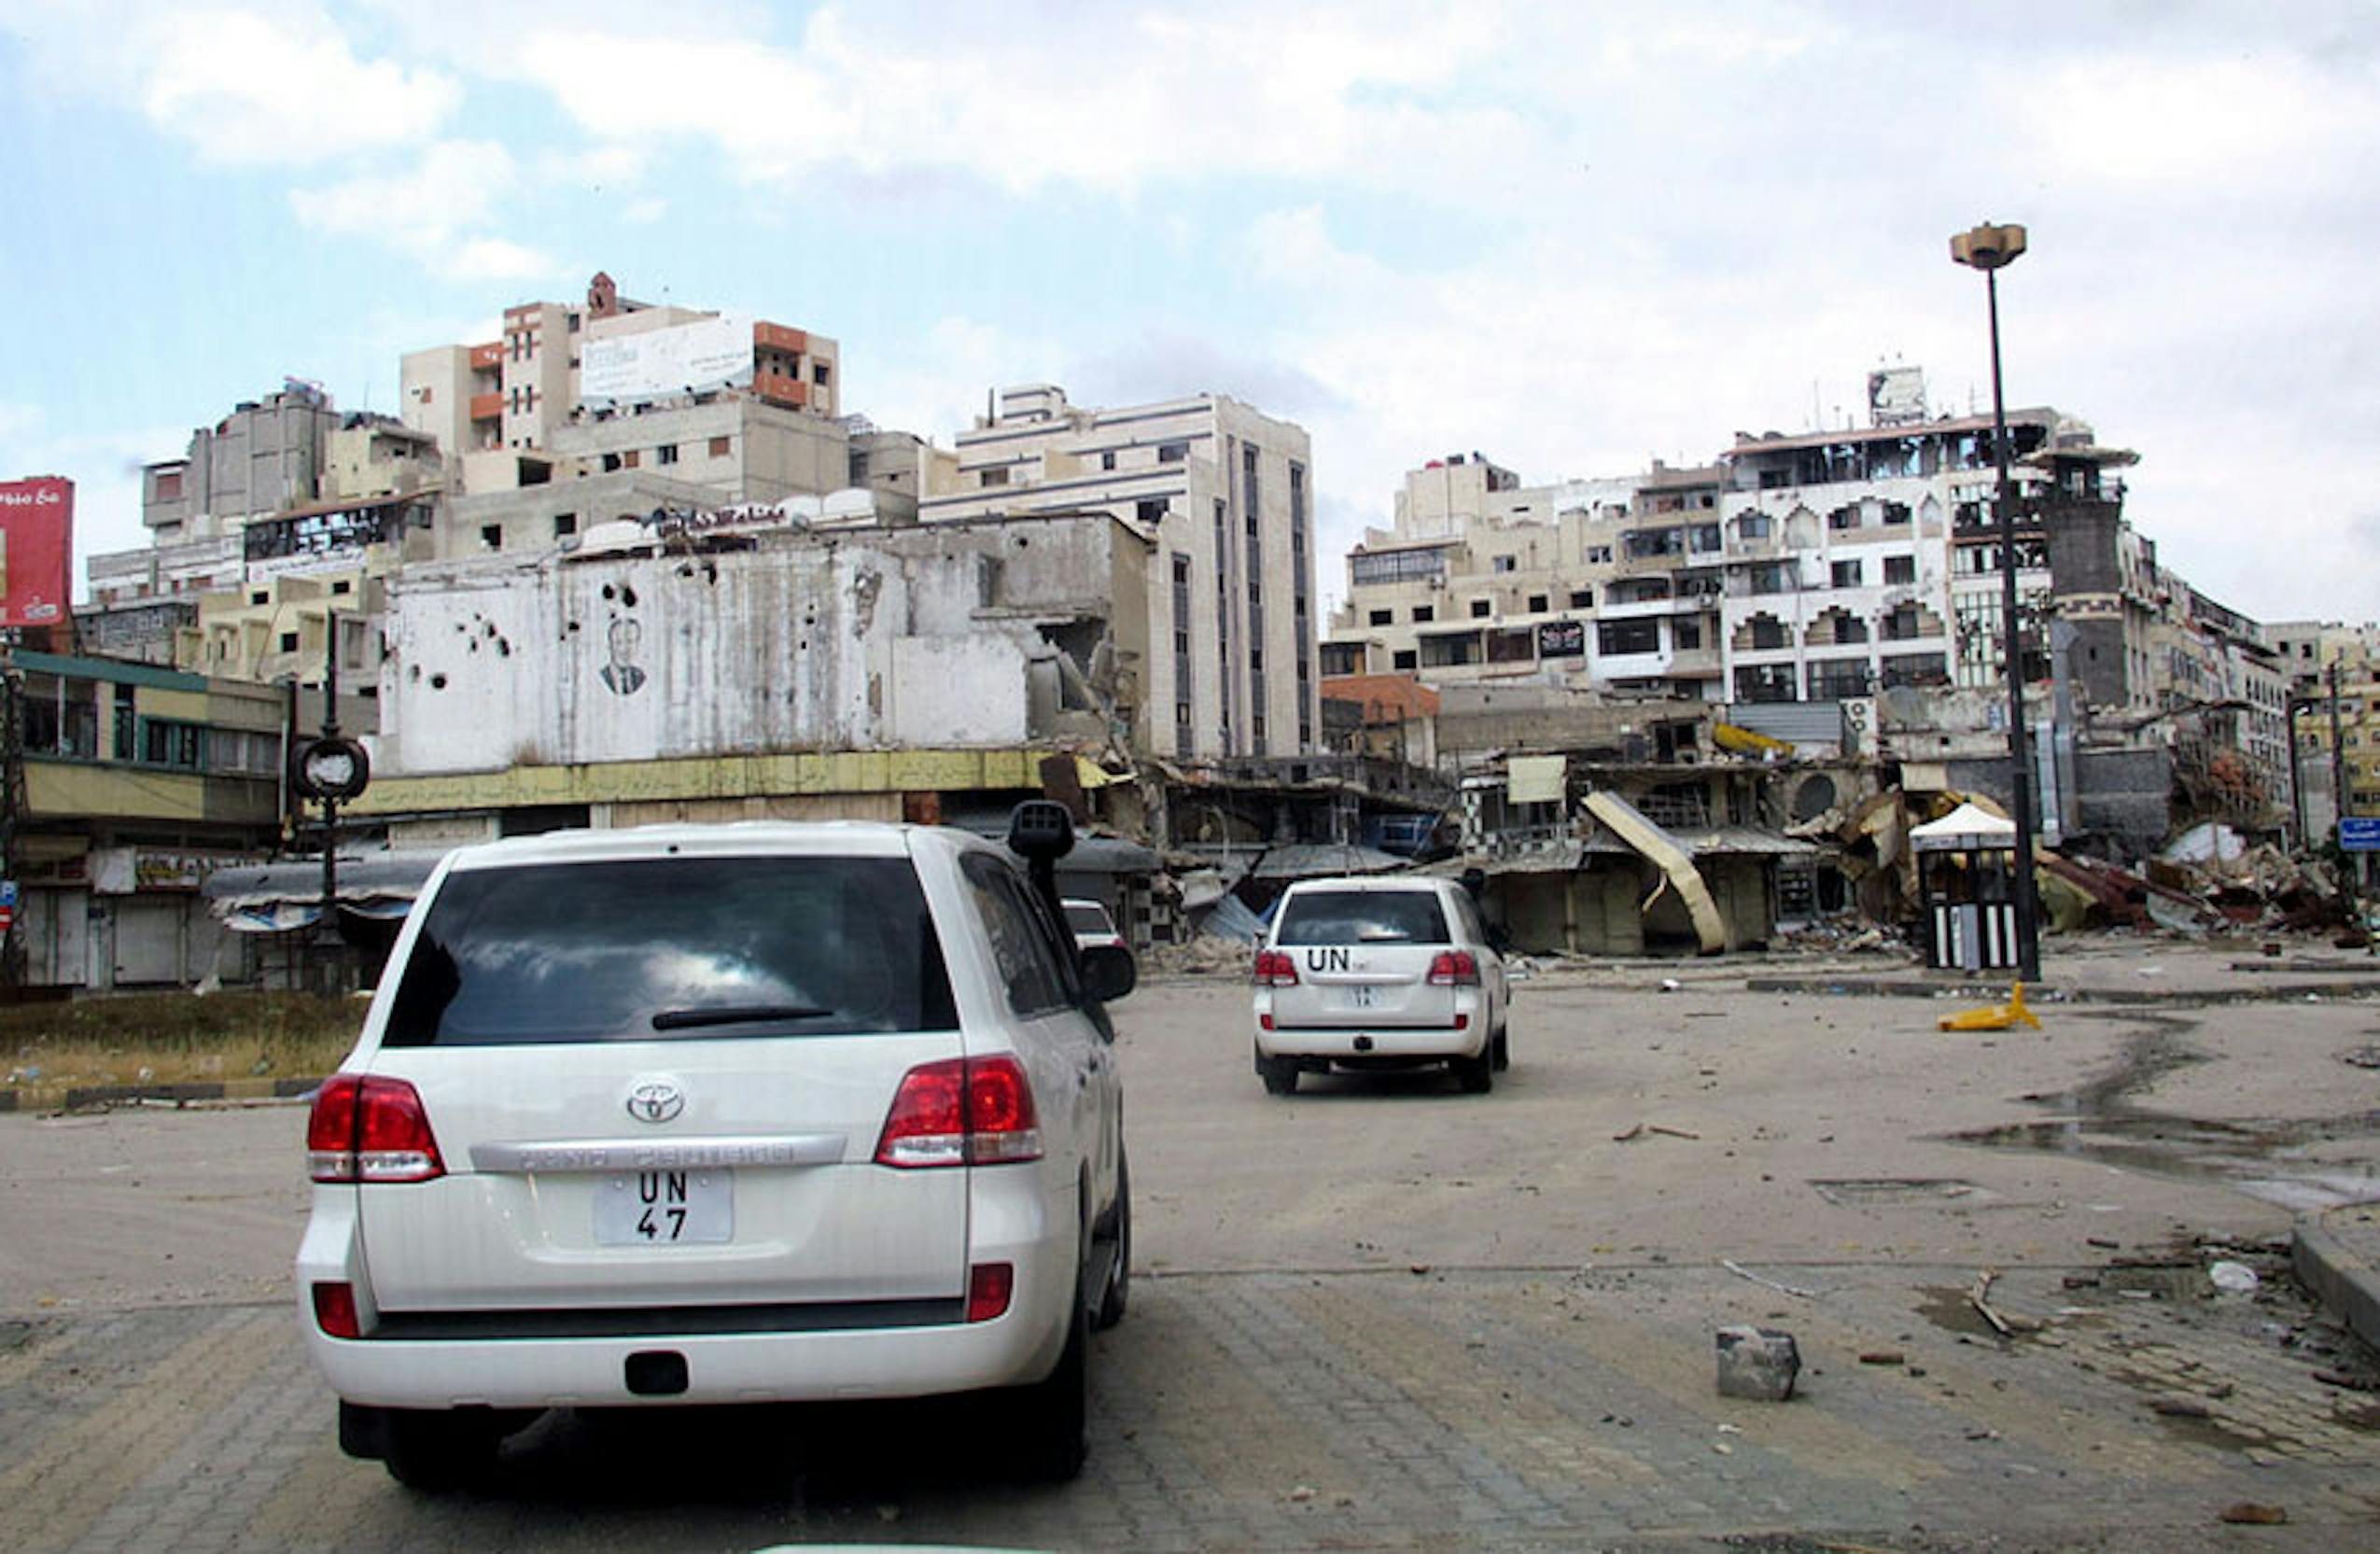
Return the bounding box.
[2,1255,2375,1552]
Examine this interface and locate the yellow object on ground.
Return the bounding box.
[1939,982,2041,1031]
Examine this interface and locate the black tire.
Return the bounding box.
[1094,1149,1130,1331]
[1256,1046,1300,1096]
[1492,1024,1511,1072]
[1013,1292,1089,1480]
[381,1408,506,1492]
[1455,1047,1494,1094]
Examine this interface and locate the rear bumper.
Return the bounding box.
[1254,1021,1487,1062]
[301,1308,1063,1408]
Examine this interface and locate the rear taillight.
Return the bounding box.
[312,1281,361,1338]
[875,1055,1043,1169]
[967,1262,1014,1323]
[1428,951,1480,987]
[306,1073,445,1183]
[1253,950,1300,987]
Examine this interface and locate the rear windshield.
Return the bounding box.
[384,855,958,1046]
[1273,889,1449,947]
[1063,903,1113,934]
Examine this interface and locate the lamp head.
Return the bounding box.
[1952,222,2028,272]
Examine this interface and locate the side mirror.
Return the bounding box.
[1079,943,1137,1005]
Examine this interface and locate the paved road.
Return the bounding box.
[2,963,2377,1550]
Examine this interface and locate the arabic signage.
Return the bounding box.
[0,476,73,628]
[1537,620,1586,658]
[580,315,755,409]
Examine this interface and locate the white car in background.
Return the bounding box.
[1062,897,1128,958]
[297,810,1134,1489]
[1251,876,1511,1096]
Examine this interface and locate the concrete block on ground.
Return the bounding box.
[1715,1324,1800,1401]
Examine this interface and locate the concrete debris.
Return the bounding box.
[2207,1260,2259,1295]
[2217,1503,2289,1526]
[1714,1325,1800,1402]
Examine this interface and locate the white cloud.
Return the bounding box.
[294,141,558,283]
[135,6,460,165]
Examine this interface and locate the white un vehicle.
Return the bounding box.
[297,803,1134,1489]
[1251,875,1511,1096]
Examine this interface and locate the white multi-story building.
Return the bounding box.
[917,385,1319,761]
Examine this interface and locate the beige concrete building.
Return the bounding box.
[399,272,842,499]
[918,385,1318,761]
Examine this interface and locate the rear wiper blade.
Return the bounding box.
[650,1004,833,1031]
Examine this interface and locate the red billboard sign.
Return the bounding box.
[0,477,73,628]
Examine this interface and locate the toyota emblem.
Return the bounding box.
[626,1081,684,1124]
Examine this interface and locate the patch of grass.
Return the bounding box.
[0,992,365,1089]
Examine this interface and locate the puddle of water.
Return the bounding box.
[1950,1011,2380,1209]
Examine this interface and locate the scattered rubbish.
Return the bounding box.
[2086,1236,2121,1250]
[1714,1325,1800,1402]
[1721,1259,1814,1298]
[2218,1504,2289,1526]
[2314,1369,2378,1393]
[1613,1123,1701,1143]
[1659,978,1682,993]
[1967,1269,2013,1337]
[2149,1396,2211,1419]
[2207,1260,2259,1295]
[1939,982,2041,1032]
[1858,1351,1907,1366]
[1288,1486,1316,1504]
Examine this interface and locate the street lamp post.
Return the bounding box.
[1952,220,2043,983]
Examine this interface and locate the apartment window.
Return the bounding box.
[1598,620,1659,656]
[1832,559,1863,589]
[1492,555,1517,573]
[1368,609,1393,626]
[1569,588,1592,609]
[1882,605,1924,641]
[1736,513,1772,539]
[1733,664,1799,703]
[981,467,1010,488]
[249,590,269,606]
[554,512,579,539]
[602,453,623,473]
[622,449,639,469]
[1470,599,1491,619]
[1674,620,1702,651]
[280,631,299,653]
[1528,594,1548,613]
[1158,442,1188,463]
[330,580,351,595]
[1101,451,1117,470]
[814,362,832,387]
[709,435,732,457]
[1750,617,1788,650]
[1751,563,1793,595]
[1412,605,1435,623]
[1834,615,1870,644]
[1828,505,1860,530]
[656,444,679,466]
[1883,555,1916,585]
[1351,548,1449,586]
[481,524,503,551]
[1586,545,1613,564]
[141,718,204,770]
[1137,498,1167,525]
[1393,649,1419,671]
[1689,524,1722,553]
[1807,661,1871,700]
[1882,501,1911,526]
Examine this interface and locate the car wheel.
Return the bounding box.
[1455,1047,1494,1094]
[1256,1050,1300,1096]
[1492,1025,1511,1072]
[1094,1149,1130,1331]
[1012,1282,1090,1480]
[381,1408,508,1492]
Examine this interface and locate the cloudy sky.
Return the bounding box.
[4,1,2374,624]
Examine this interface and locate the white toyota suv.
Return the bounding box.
[297,807,1133,1488]
[1252,876,1510,1095]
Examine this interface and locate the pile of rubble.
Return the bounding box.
[2040,827,2360,942]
